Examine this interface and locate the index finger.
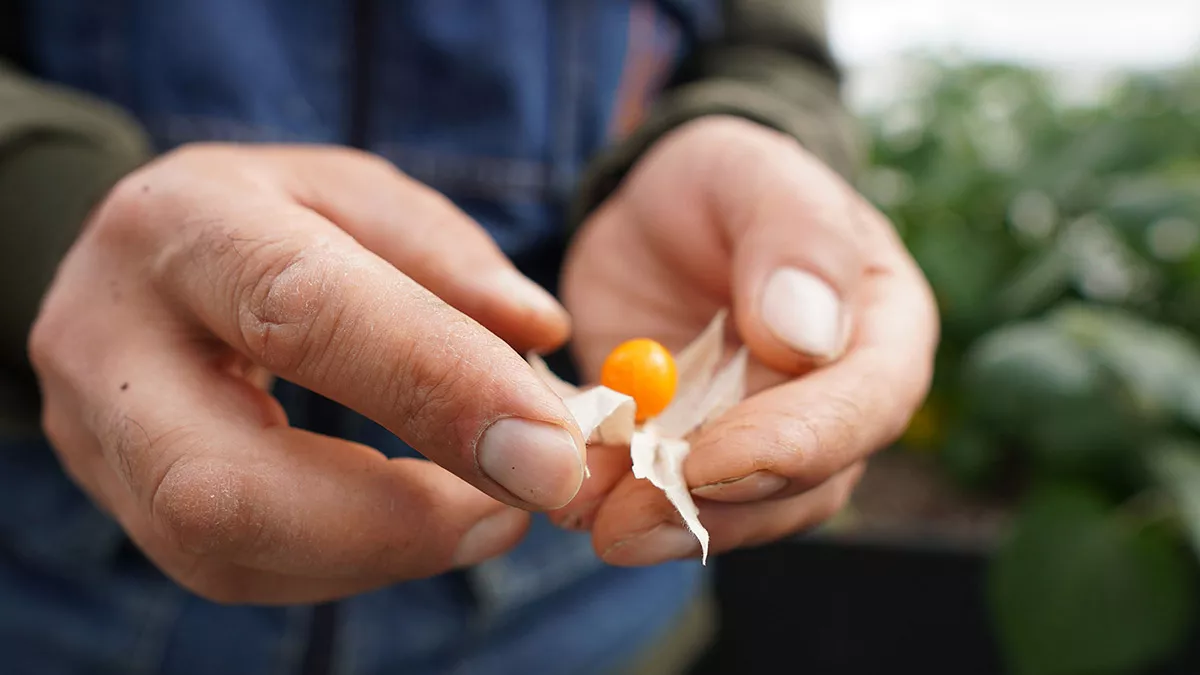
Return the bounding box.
[130,174,586,511]
[684,245,938,497]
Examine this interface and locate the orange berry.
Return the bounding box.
[600,338,678,423]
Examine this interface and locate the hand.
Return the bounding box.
[553,116,938,564]
[30,145,589,604]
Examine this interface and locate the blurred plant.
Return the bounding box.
[863,55,1200,675]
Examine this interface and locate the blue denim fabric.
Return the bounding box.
[1,1,721,673]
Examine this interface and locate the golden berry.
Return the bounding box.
[600,338,678,422]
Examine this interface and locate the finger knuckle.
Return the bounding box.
[400,354,466,422]
[149,457,259,559]
[880,363,935,445]
[235,241,350,377]
[824,391,868,442]
[780,426,828,490]
[772,402,860,489]
[97,414,181,498]
[93,146,261,265]
[88,171,160,248]
[349,147,403,178]
[27,309,67,378]
[386,321,476,445]
[362,479,449,577]
[316,145,405,185]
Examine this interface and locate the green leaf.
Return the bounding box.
[990,485,1194,675]
[995,246,1072,319]
[1052,304,1200,430]
[1103,175,1200,238]
[962,321,1142,477]
[1148,440,1200,556]
[964,323,1098,425]
[939,425,1003,489]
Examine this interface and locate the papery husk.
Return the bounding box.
[527,311,749,563]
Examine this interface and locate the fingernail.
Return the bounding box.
[494,270,567,318]
[761,267,844,359]
[453,508,527,568]
[478,418,584,509]
[692,471,788,503]
[604,524,700,566]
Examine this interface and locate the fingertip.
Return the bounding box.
[480,269,573,352]
[589,474,678,557]
[452,507,530,568]
[517,310,572,354]
[690,470,789,503]
[476,417,585,510]
[727,166,866,371]
[545,447,630,531]
[493,269,569,324]
[601,523,700,567]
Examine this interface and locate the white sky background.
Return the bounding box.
[829,0,1200,109]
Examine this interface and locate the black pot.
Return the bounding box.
[692,534,1200,675]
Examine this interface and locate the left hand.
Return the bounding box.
[552,116,938,565]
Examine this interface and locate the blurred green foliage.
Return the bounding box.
[863,56,1200,674]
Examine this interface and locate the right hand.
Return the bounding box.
[29,145,586,604]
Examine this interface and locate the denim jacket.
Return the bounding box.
[0,2,854,673]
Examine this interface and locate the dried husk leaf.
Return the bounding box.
[693,346,749,430]
[525,312,746,565]
[561,386,636,446]
[632,429,711,564]
[654,311,727,438]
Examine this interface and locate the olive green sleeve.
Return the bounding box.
[0,62,152,433]
[571,0,862,230]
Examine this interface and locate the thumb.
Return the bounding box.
[724,139,869,372]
